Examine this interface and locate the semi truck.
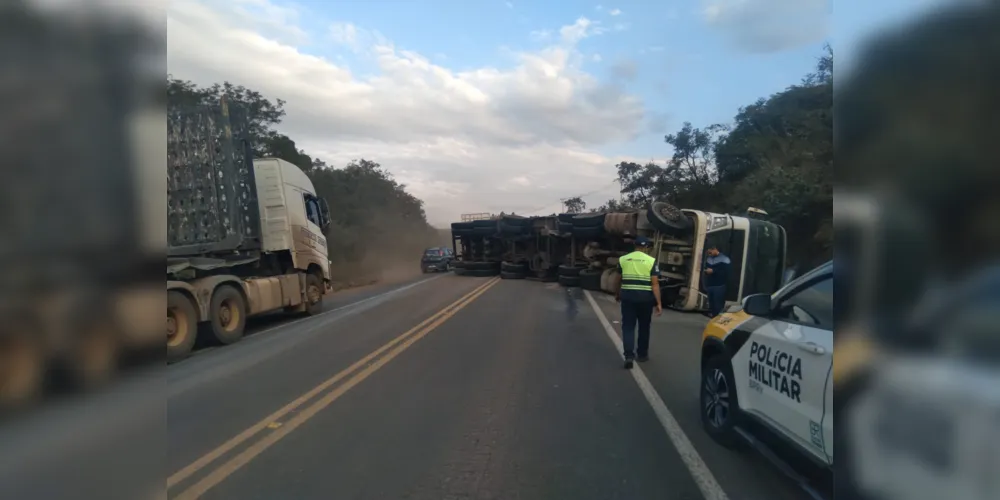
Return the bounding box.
[166,99,333,362]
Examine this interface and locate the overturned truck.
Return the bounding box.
[449,203,786,312]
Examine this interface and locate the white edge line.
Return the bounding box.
[583,290,730,500]
[248,274,446,338]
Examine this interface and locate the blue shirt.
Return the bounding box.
[704,253,730,288]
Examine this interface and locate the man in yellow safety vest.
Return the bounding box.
[615,236,663,369]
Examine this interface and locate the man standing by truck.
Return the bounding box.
[703,244,730,317]
[615,236,662,369]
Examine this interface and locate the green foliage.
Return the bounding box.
[563,196,586,213]
[167,76,438,279]
[616,49,833,268]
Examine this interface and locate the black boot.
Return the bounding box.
[623,358,634,369]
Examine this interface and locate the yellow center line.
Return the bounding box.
[168,276,500,497]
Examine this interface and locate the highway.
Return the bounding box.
[0,273,814,500]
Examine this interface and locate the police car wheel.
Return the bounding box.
[700,354,742,448]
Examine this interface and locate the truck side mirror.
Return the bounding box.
[318,198,332,232]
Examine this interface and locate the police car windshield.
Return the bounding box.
[424,249,442,256]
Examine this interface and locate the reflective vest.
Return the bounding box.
[619,251,655,292]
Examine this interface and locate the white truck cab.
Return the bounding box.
[253,158,331,283]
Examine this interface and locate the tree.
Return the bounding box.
[563,196,586,213]
[613,49,834,268]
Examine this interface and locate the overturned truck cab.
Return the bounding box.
[651,207,786,312]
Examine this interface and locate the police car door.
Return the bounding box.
[738,273,834,463]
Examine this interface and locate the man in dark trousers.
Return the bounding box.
[703,244,731,317]
[615,236,662,369]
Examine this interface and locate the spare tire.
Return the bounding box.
[500,271,526,280]
[558,275,580,287]
[467,261,501,271]
[648,202,692,234]
[557,264,583,277]
[501,261,528,273]
[579,268,603,291]
[571,212,606,228]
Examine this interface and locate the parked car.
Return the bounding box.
[699,260,833,498]
[421,247,454,273]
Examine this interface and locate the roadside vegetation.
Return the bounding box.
[577,46,834,270]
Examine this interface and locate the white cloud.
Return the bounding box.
[558,17,607,44]
[701,0,829,52]
[592,54,603,62]
[610,8,622,16]
[167,0,648,225]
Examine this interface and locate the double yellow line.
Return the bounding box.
[168,276,501,499]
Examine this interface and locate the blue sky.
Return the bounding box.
[281,0,943,161]
[168,0,950,223]
[289,0,830,161]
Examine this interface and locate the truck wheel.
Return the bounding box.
[303,274,324,316]
[0,326,44,412]
[701,353,743,448]
[168,291,198,362]
[579,268,603,291]
[208,285,247,345]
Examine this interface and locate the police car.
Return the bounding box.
[699,260,833,495]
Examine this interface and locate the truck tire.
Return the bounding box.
[648,201,693,234]
[167,290,198,362]
[467,261,500,271]
[579,268,603,291]
[501,261,528,273]
[500,271,526,280]
[207,285,247,345]
[558,275,580,287]
[558,264,583,277]
[303,274,324,316]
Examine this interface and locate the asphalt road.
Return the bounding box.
[0,272,815,500]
